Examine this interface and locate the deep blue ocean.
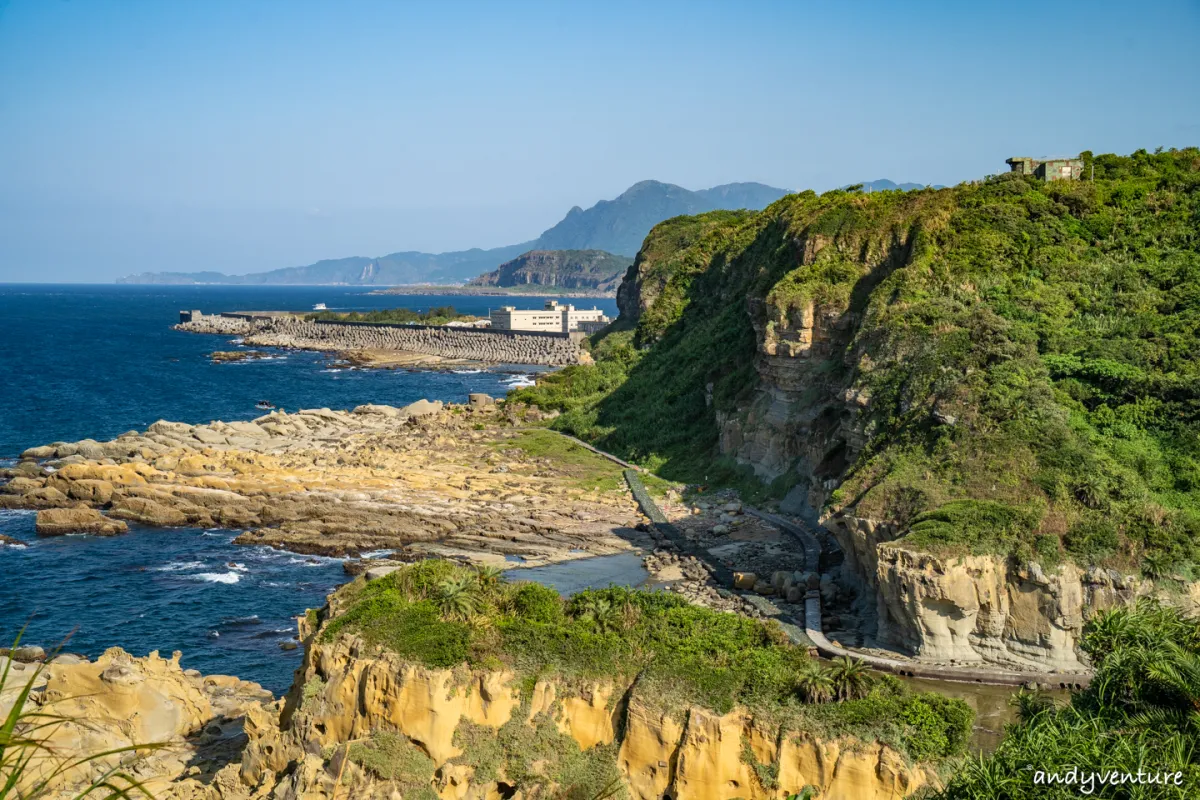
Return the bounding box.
[0,284,620,692]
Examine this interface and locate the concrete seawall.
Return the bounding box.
[174,314,585,366]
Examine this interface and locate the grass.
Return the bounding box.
[319,560,971,766]
[452,714,625,799]
[934,599,1200,798]
[489,429,627,492]
[346,731,436,798]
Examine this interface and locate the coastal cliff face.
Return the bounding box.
[540,152,1200,672]
[226,620,936,800]
[10,625,933,800]
[467,249,633,293]
[825,514,1172,668]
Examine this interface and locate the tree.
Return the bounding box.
[828,656,872,701]
[795,661,834,704]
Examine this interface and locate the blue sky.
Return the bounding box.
[1,0,1197,282]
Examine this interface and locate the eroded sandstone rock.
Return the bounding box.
[34,507,128,537]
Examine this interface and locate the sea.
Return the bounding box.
[0,284,622,692]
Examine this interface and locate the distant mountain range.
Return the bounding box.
[116,178,938,286]
[116,180,791,286]
[468,249,634,293]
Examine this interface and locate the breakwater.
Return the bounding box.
[174,313,585,366]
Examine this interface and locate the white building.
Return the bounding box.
[489,300,610,334]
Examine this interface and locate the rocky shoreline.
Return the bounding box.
[175,314,588,366]
[1,397,642,564]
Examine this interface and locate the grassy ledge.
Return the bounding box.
[318,560,972,766]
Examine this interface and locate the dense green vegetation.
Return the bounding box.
[936,600,1200,798]
[515,149,1200,575]
[319,561,971,763]
[306,305,479,325]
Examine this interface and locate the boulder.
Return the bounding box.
[752,580,776,596]
[12,645,45,662]
[13,462,43,478]
[65,479,115,505]
[13,486,71,508]
[400,399,443,418]
[365,565,401,581]
[21,445,56,459]
[109,497,189,527]
[352,404,399,417]
[35,507,128,537]
[191,427,227,445]
[785,586,805,604]
[733,571,757,590]
[0,477,44,495]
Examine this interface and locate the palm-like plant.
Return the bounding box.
[827,656,872,701]
[574,596,617,633]
[1141,549,1176,580]
[474,564,504,589]
[795,661,834,704]
[436,577,480,621]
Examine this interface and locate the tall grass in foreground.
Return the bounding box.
[934,599,1200,799]
[0,632,158,799]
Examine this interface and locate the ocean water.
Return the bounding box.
[0,284,616,456]
[0,284,620,692]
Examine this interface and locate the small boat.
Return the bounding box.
[255,401,275,410]
[312,303,327,311]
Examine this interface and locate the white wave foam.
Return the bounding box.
[504,375,536,388]
[452,369,483,374]
[360,549,395,559]
[194,571,240,584]
[287,556,339,567]
[155,561,205,572]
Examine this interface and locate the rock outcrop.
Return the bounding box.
[0,648,270,799]
[825,514,1178,670]
[34,507,128,536]
[214,619,936,800]
[467,249,632,293]
[2,402,641,563]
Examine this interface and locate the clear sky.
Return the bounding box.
[1,0,1197,282]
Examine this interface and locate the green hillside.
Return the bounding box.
[514,148,1200,577]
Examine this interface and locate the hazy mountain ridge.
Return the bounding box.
[467,249,634,292]
[116,179,794,286]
